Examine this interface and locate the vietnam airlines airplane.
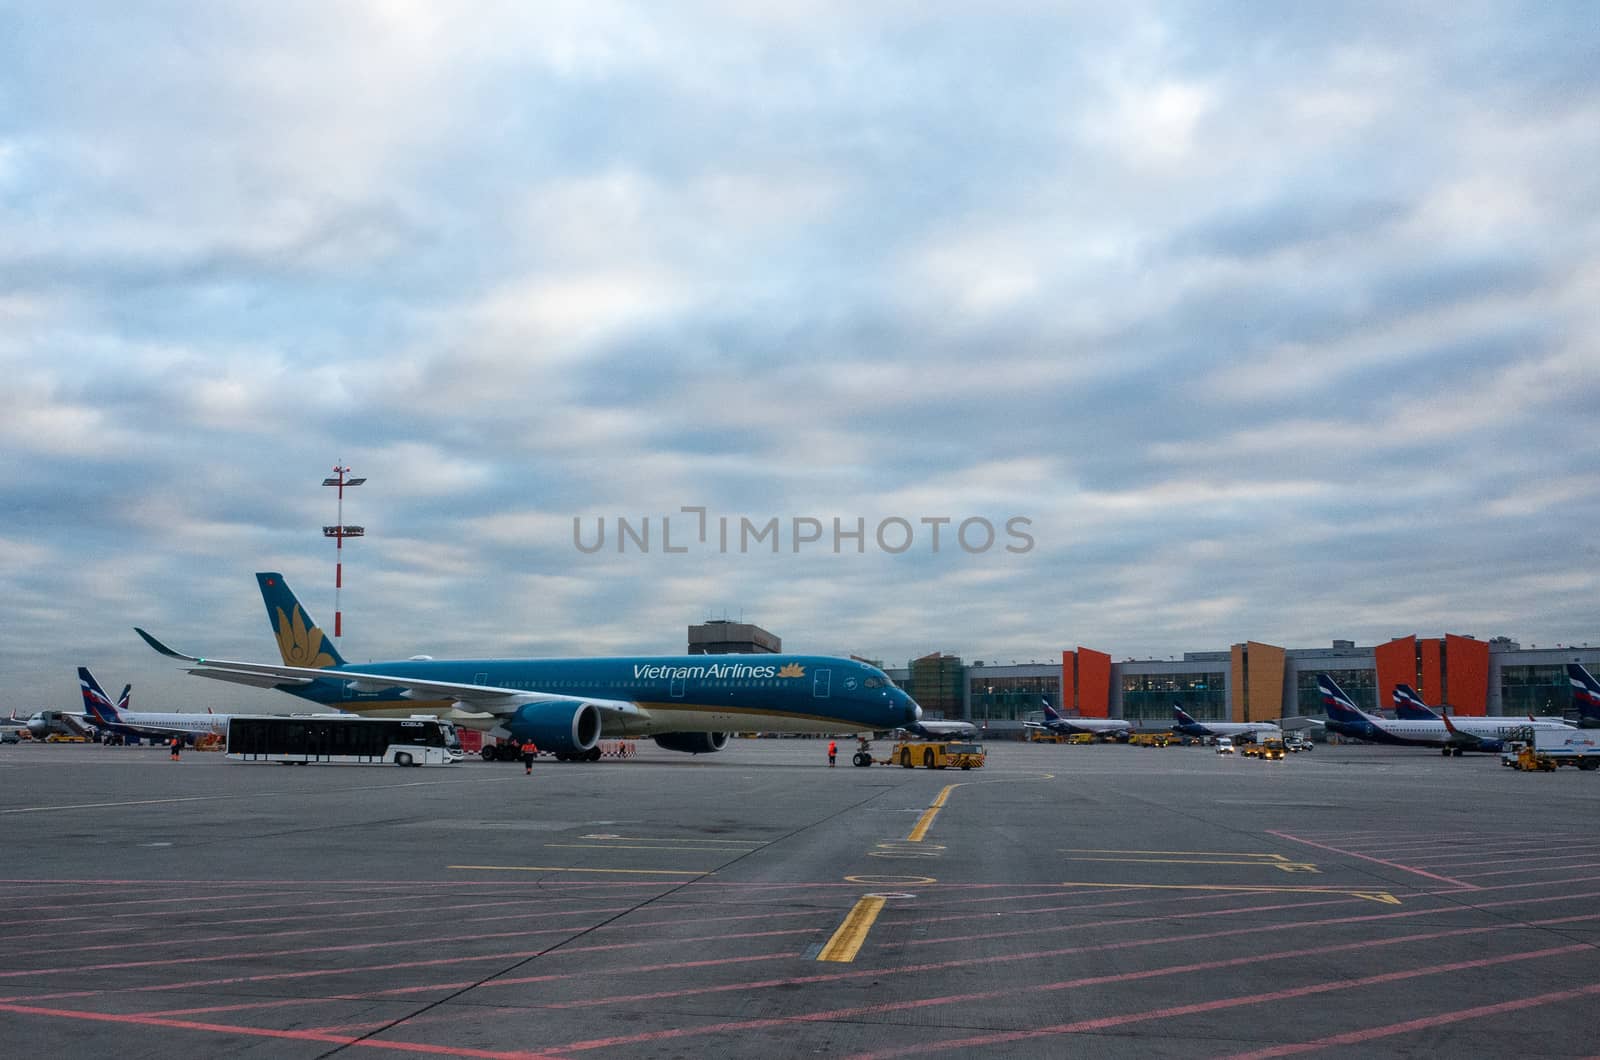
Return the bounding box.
[1026,700,1131,739]
[136,572,923,760]
[1170,704,1281,744]
[1569,663,1600,728]
[78,667,240,741]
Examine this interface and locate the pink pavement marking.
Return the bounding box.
[1224,980,1600,1058]
[0,1001,564,1059]
[1268,830,1481,889]
[843,942,1594,1059]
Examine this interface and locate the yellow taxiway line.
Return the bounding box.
[907,784,959,842]
[816,895,887,962]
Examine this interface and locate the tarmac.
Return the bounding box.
[2,737,1598,1058]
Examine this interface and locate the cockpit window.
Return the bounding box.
[864,676,886,688]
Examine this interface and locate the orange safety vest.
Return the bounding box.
[828,742,837,754]
[521,742,538,754]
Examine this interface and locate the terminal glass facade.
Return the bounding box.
[1500,665,1572,716]
[909,654,966,721]
[1121,672,1227,723]
[1296,668,1378,716]
[972,675,1059,723]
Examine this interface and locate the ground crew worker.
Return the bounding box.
[169,735,181,761]
[828,739,837,767]
[521,739,538,775]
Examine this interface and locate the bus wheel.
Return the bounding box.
[395,752,413,767]
[923,748,936,769]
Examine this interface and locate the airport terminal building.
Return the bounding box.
[885,636,1600,735]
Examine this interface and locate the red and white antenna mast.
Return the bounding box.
[321,464,366,639]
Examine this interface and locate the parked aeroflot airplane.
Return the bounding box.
[1392,683,1569,728]
[1569,664,1600,728]
[78,667,241,740]
[1027,700,1131,739]
[1321,675,1569,756]
[137,572,924,760]
[1170,704,1281,744]
[8,707,93,740]
[1388,685,1574,742]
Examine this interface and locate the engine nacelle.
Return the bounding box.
[504,699,601,755]
[652,731,731,755]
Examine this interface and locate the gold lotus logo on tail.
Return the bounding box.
[777,663,806,679]
[275,606,335,669]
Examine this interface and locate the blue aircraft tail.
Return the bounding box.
[256,572,346,669]
[1392,684,1439,720]
[1569,663,1600,726]
[1041,699,1065,723]
[1317,675,1367,723]
[1172,703,1202,727]
[78,667,128,725]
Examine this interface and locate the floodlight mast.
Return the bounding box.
[321,465,366,639]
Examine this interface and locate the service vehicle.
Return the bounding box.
[0,730,20,744]
[1215,737,1235,755]
[1069,732,1096,745]
[1284,734,1313,752]
[1256,737,1286,760]
[1028,731,1069,744]
[226,716,463,766]
[855,740,985,769]
[45,733,88,743]
[1512,728,1600,772]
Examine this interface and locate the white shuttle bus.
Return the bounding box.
[226,715,463,766]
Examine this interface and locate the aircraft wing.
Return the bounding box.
[118,719,220,739]
[1440,713,1494,752]
[135,627,643,719]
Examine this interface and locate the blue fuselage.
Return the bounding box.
[276,654,918,734]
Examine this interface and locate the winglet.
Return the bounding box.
[135,628,201,662]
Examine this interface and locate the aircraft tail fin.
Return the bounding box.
[1317,675,1368,723]
[78,667,124,724]
[256,572,346,669]
[1041,699,1064,723]
[1172,703,1201,726]
[1569,663,1600,725]
[1392,684,1439,720]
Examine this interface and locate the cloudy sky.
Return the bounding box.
[3,2,1598,711]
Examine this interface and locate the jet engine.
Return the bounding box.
[504,699,602,756]
[651,731,731,755]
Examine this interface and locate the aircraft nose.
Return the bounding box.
[896,691,922,726]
